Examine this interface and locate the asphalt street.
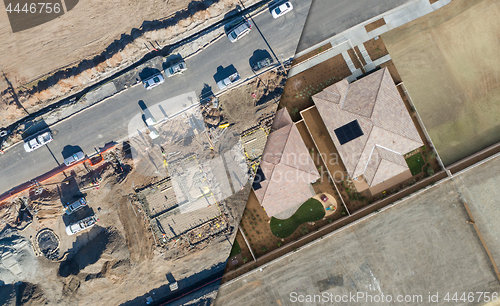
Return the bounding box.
[0,0,312,195]
[296,0,413,52]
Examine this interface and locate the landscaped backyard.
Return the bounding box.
[406,152,426,175]
[270,198,325,238]
[229,240,241,258]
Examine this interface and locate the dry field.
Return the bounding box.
[382,0,500,165]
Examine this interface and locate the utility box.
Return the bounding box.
[169,282,178,291]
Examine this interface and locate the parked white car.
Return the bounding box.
[272,1,293,19]
[216,72,240,90]
[23,131,53,152]
[164,61,187,77]
[227,20,252,43]
[142,73,165,90]
[65,215,98,235]
[64,151,85,166]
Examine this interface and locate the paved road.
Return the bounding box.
[0,0,312,195]
[296,0,413,53]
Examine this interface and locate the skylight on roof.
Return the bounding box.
[334,120,364,145]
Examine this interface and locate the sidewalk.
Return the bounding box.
[288,0,451,78]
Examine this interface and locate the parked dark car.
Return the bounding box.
[252,57,274,72]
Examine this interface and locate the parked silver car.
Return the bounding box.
[64,151,85,166]
[164,61,187,77]
[142,73,165,90]
[216,72,240,90]
[23,131,53,152]
[64,198,87,215]
[227,20,252,43]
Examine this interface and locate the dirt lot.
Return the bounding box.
[219,70,287,133]
[0,0,255,128]
[382,0,500,165]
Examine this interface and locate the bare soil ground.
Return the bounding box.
[382,0,500,165]
[0,0,255,128]
[364,18,386,32]
[219,70,287,133]
[363,36,389,61]
[291,43,332,66]
[279,54,352,121]
[0,144,238,305]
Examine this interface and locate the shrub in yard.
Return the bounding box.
[243,257,248,264]
[427,167,435,176]
[428,150,437,159]
[300,226,309,235]
[262,247,267,253]
[277,241,282,247]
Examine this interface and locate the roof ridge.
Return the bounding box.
[352,123,374,177]
[340,83,350,109]
[314,96,336,105]
[370,159,407,186]
[363,146,382,185]
[277,124,293,165]
[363,145,379,174]
[279,126,320,176]
[375,144,403,156]
[276,162,320,179]
[256,161,274,203]
[324,84,341,96]
[367,68,386,118]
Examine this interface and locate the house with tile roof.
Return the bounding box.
[253,109,321,218]
[311,68,423,191]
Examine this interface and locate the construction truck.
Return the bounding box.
[65,215,98,235]
[23,131,53,152]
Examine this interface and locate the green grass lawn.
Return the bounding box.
[270,198,325,238]
[406,152,426,175]
[228,240,241,258]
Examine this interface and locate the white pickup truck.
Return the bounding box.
[65,215,98,235]
[23,131,53,152]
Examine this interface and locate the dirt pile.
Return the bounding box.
[16,282,47,306]
[0,204,17,232]
[0,228,40,285]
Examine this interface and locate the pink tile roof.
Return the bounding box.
[312,68,423,187]
[271,107,294,131]
[254,109,320,217]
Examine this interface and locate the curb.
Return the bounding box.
[0,144,116,204]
